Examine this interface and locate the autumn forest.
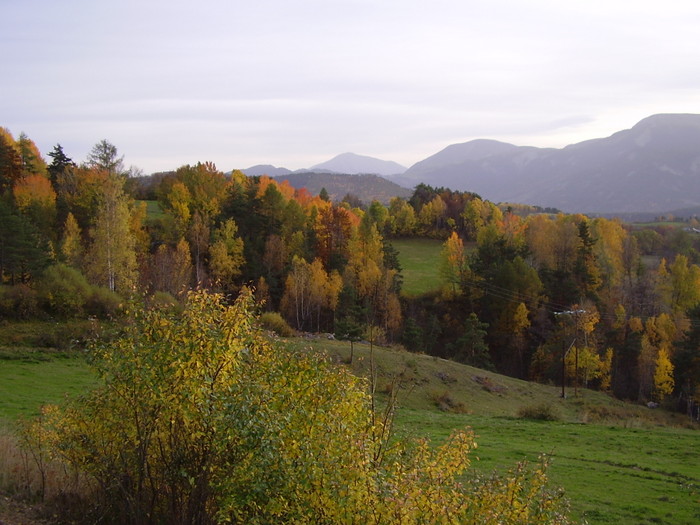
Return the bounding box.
[2,129,700,414]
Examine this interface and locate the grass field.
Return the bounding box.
[0,321,99,421]
[397,410,699,525]
[1,328,699,525]
[143,199,165,220]
[390,238,444,296]
[0,353,96,420]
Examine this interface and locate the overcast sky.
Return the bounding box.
[3,0,700,173]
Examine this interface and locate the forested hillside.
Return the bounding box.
[2,129,700,417]
[273,171,412,204]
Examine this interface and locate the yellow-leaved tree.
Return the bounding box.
[208,218,245,291]
[24,289,572,524]
[439,231,470,297]
[654,347,675,401]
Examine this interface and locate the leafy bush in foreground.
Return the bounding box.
[23,289,571,524]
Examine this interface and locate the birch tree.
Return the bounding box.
[86,175,137,293]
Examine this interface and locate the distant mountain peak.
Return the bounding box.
[310,152,406,176]
[241,164,292,177]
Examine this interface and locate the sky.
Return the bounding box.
[3,0,700,174]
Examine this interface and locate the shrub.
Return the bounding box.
[0,284,40,320]
[31,320,101,350]
[517,403,561,421]
[38,264,92,317]
[258,310,295,337]
[85,286,122,318]
[431,389,470,413]
[23,289,572,524]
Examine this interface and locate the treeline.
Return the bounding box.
[1,130,699,412]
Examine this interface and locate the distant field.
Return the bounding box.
[390,238,444,296]
[143,199,165,220]
[630,221,687,229]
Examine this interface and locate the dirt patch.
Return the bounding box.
[0,492,51,525]
[473,375,507,394]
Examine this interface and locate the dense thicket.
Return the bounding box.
[2,130,700,415]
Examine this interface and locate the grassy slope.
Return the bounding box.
[291,338,700,525]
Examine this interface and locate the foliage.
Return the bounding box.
[258,310,296,337]
[439,231,470,297]
[38,264,93,317]
[86,139,124,175]
[24,289,572,524]
[60,212,82,267]
[85,285,123,318]
[280,256,342,332]
[208,218,245,290]
[653,347,675,401]
[37,264,122,319]
[447,312,493,369]
[147,238,193,296]
[0,198,51,284]
[0,283,40,320]
[85,175,138,293]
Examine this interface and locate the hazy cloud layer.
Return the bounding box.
[3,0,700,172]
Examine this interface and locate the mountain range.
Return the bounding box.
[402,114,700,214]
[241,114,700,215]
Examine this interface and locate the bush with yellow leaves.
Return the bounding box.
[23,288,571,524]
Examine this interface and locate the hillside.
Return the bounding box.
[402,114,700,215]
[274,172,412,203]
[287,337,689,426]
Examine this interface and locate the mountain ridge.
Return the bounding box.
[402,113,700,214]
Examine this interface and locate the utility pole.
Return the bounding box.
[555,309,586,399]
[560,338,576,398]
